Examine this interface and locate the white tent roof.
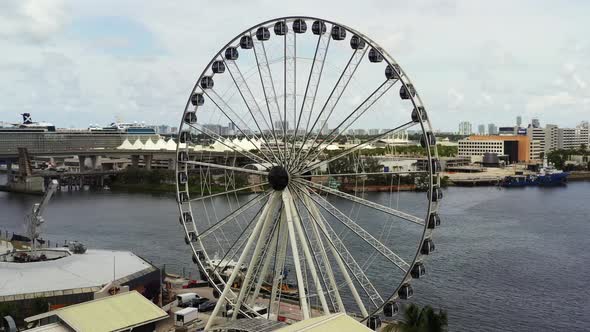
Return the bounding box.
[143,138,158,150]
[165,139,177,151]
[130,139,143,150]
[155,138,167,150]
[117,139,134,150]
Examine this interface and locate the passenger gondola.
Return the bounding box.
[178,171,188,185]
[190,93,204,106]
[293,19,307,33]
[256,27,270,40]
[420,131,436,148]
[350,35,365,49]
[224,47,239,60]
[274,21,288,35]
[398,283,414,299]
[410,262,426,279]
[240,35,253,49]
[428,212,441,229]
[367,315,382,330]
[184,111,197,124]
[178,151,189,162]
[383,301,399,317]
[385,64,400,79]
[200,76,214,89]
[421,238,435,255]
[212,60,225,73]
[312,21,327,35]
[368,48,383,62]
[331,25,346,40]
[400,83,416,99]
[411,106,427,123]
[429,185,443,202]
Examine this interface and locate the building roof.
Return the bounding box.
[277,313,372,332]
[26,323,71,332]
[26,291,167,332]
[0,249,155,299]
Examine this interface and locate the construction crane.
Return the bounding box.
[25,179,58,254]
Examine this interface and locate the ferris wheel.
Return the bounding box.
[175,16,441,331]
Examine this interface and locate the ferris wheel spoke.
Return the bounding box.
[296,178,424,226]
[223,59,282,165]
[202,88,275,163]
[293,188,379,314]
[182,160,269,176]
[284,22,296,164]
[187,123,268,164]
[189,182,269,203]
[251,31,286,165]
[300,79,399,167]
[290,26,331,168]
[197,191,271,240]
[305,189,410,272]
[291,47,367,171]
[299,120,417,174]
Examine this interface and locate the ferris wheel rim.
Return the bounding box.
[174,15,441,327]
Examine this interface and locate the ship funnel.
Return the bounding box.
[22,113,32,124]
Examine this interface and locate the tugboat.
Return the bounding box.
[500,158,569,187]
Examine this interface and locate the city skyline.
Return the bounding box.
[1,1,589,132]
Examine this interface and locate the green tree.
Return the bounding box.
[382,303,448,332]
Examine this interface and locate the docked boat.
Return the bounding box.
[500,158,569,187]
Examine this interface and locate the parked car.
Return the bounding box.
[198,300,217,312]
[185,297,209,308]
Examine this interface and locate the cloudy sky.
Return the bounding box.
[0,0,588,132]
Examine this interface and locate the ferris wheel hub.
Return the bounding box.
[268,166,289,190]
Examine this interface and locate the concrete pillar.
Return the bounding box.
[78,156,87,172]
[144,155,153,170]
[89,155,98,170]
[131,155,140,168]
[6,160,13,182]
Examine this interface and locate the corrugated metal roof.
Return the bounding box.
[277,313,372,332]
[53,291,166,332]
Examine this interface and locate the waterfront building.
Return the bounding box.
[527,127,546,157]
[477,124,486,135]
[458,135,539,163]
[458,121,472,135]
[0,247,160,318]
[24,291,167,331]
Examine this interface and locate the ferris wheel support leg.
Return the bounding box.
[289,189,330,315]
[231,194,279,320]
[306,195,369,317]
[269,209,289,317]
[249,225,278,306]
[283,189,310,320]
[204,192,279,331]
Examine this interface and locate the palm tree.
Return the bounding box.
[381,303,448,332]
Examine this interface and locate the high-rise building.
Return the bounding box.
[488,123,498,135]
[531,118,540,128]
[516,116,522,127]
[368,129,380,135]
[458,121,472,135]
[477,124,486,135]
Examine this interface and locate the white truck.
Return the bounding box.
[174,307,199,327]
[176,292,198,306]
